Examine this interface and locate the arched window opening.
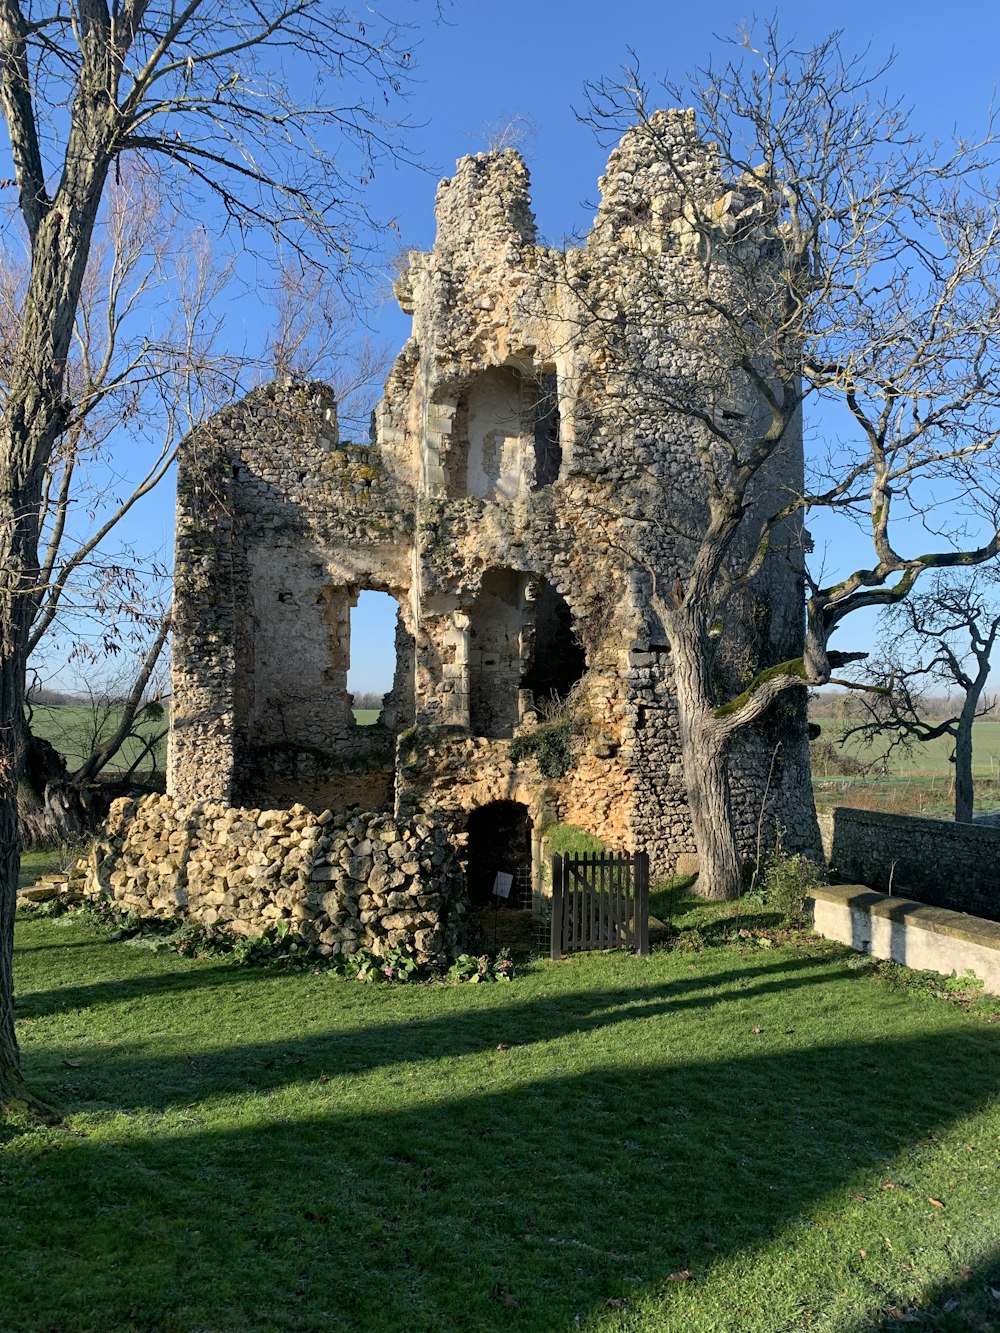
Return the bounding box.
[466,367,529,501]
[466,801,532,907]
[441,367,560,501]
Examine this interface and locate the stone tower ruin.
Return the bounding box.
[168,111,818,897]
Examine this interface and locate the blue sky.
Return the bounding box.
[15,0,1000,694]
[351,0,1000,693]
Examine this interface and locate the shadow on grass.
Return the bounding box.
[14,948,283,1019]
[851,1245,1000,1332]
[4,947,1000,1330]
[4,1026,999,1331]
[20,952,847,1103]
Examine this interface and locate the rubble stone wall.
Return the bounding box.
[821,807,1000,922]
[86,794,469,963]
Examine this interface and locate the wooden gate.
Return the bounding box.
[550,851,649,960]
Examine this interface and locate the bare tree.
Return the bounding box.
[262,256,392,438]
[573,26,1000,899]
[20,611,170,843]
[842,571,1000,822]
[5,176,390,845]
[0,0,418,1109]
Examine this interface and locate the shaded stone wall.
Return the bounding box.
[821,807,1000,922]
[170,383,413,814]
[87,794,469,963]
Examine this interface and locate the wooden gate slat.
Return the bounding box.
[550,847,649,960]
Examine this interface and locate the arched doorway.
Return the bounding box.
[465,801,532,907]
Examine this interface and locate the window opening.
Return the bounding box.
[532,372,561,487]
[348,590,411,728]
[521,580,585,707]
[468,569,526,739]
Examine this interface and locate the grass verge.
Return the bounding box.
[3,906,1000,1331]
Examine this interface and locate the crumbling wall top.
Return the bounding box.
[434,149,537,251]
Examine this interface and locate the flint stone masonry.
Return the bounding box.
[167,110,821,882]
[85,794,469,964]
[820,808,1000,922]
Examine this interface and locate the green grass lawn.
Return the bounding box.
[4,910,1000,1332]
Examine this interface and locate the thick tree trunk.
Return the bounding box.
[669,615,744,899]
[954,714,975,824]
[0,797,19,1109]
[18,732,93,846]
[0,130,111,1108]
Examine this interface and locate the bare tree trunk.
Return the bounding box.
[18,732,92,847]
[668,615,743,900]
[954,709,976,824]
[0,481,40,1108]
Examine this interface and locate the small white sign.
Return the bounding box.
[492,871,513,899]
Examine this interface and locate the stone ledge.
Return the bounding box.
[808,884,1000,995]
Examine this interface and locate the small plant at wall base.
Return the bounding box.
[510,723,574,778]
[759,852,824,928]
[445,949,515,984]
[68,902,516,983]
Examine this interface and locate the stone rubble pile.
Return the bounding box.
[85,793,470,964]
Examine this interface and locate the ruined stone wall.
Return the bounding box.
[170,382,414,814]
[382,112,817,874]
[87,794,469,963]
[168,111,820,884]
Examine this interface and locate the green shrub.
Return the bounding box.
[759,852,823,927]
[444,948,515,985]
[510,723,573,778]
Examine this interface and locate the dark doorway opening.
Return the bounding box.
[466,801,532,907]
[521,580,586,706]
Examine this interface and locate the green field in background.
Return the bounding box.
[811,717,1000,779]
[28,703,168,774]
[28,702,383,772]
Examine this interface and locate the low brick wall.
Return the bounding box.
[810,884,1000,995]
[86,794,469,964]
[819,808,1000,922]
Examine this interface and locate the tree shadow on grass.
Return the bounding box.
[21,952,851,1106]
[850,1245,1000,1331]
[3,958,1000,1330]
[14,948,283,1020]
